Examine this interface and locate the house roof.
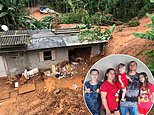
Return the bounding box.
[0,30,30,48]
[0,29,107,53]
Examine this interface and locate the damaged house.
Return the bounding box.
[0,29,107,77]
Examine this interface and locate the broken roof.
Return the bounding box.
[0,29,107,53]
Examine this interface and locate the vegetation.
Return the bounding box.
[126,20,140,27]
[134,13,154,40]
[134,13,154,75]
[0,0,27,29]
[19,16,52,29]
[1,0,153,29]
[54,0,154,22]
[78,24,115,42]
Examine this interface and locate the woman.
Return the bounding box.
[100,68,120,115]
[138,72,154,115]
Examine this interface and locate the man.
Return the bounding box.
[120,61,140,115]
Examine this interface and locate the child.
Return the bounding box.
[138,72,154,115]
[84,69,102,115]
[117,63,132,101]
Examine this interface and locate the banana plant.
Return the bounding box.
[0,0,27,29]
[0,4,7,17]
[20,15,53,29]
[150,0,154,3]
[134,13,154,40]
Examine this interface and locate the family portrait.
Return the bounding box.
[83,54,154,115]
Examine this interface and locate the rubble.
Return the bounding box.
[18,84,36,94]
[0,55,93,114]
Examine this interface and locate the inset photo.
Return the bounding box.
[83,54,154,115]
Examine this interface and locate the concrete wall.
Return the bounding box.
[3,43,104,76]
[3,52,28,76]
[27,48,68,69]
[3,48,68,75]
[91,44,101,56]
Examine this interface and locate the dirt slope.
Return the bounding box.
[104,17,154,63]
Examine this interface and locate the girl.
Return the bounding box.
[138,72,154,115]
[117,63,132,101]
[100,68,120,115]
[84,69,102,115]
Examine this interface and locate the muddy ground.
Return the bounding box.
[0,9,154,115]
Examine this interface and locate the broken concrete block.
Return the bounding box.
[18,84,36,94]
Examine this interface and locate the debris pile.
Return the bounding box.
[0,77,90,115]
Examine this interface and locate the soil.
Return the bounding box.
[0,10,154,115]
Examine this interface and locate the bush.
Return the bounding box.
[59,12,81,24]
[126,20,140,27]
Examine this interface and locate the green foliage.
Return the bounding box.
[91,12,114,25]
[150,0,154,3]
[77,9,91,25]
[145,13,154,29]
[134,30,154,40]
[55,0,154,22]
[19,16,53,29]
[78,24,115,42]
[59,12,81,24]
[73,24,94,29]
[134,13,154,40]
[126,20,140,27]
[144,51,154,75]
[0,0,27,29]
[133,13,154,76]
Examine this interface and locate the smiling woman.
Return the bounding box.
[83,54,154,115]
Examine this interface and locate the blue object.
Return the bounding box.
[84,81,102,115]
[120,106,138,115]
[40,6,46,11]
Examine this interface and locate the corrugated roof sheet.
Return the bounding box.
[0,36,29,46]
[0,30,30,47]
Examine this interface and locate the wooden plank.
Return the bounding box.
[18,84,36,94]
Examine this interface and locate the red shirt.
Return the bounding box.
[117,73,128,89]
[138,83,154,114]
[100,81,119,111]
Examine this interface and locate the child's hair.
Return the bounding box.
[139,72,149,89]
[90,69,99,75]
[104,68,115,81]
[118,63,126,70]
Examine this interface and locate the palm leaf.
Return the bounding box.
[150,0,154,3]
[0,4,3,10]
[0,12,7,17]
